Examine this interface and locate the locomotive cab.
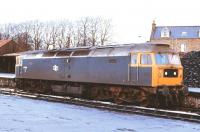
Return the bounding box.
[152,53,183,87]
[130,52,183,88]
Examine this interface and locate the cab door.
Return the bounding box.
[138,53,153,86]
[129,53,138,84]
[54,51,72,81]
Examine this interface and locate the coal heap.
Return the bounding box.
[181,51,200,87]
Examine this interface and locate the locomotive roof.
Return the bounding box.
[16,43,176,58]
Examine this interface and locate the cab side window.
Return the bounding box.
[141,54,152,65]
[131,54,137,64]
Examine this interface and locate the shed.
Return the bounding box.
[0,39,17,55]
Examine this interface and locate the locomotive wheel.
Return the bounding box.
[30,80,38,93]
[135,90,150,107]
[97,88,111,101]
[88,86,112,101]
[24,79,31,92]
[39,80,51,94]
[171,94,179,108]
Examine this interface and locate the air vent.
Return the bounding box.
[42,51,57,57]
[72,50,90,56]
[56,51,72,56]
[108,59,117,63]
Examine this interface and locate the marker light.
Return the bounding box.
[164,72,168,76]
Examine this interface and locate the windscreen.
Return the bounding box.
[155,53,181,65]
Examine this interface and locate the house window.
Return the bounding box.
[161,27,170,38]
[181,32,187,37]
[180,43,186,52]
[198,30,200,38]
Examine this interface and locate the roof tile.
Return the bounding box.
[153,26,200,39]
[0,39,12,47]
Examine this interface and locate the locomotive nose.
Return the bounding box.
[155,66,183,87]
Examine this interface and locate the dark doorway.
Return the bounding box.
[0,56,16,73]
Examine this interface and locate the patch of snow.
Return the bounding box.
[0,73,15,78]
[157,109,199,116]
[188,87,200,93]
[0,94,199,132]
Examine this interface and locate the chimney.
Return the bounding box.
[152,20,156,30]
[150,20,156,41]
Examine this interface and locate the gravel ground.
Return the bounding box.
[0,94,199,132]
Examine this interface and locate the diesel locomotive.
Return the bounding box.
[14,43,186,107]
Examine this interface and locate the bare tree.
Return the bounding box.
[43,23,52,49]
[81,17,89,46]
[57,22,66,48]
[30,21,43,50]
[99,19,112,45]
[75,17,90,47]
[88,18,100,46]
[75,17,112,47]
[50,25,59,49]
[65,22,74,48]
[57,21,74,48]
[15,23,32,51]
[0,24,12,39]
[0,17,113,51]
[73,25,82,47]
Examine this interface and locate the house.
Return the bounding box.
[150,20,200,52]
[0,39,18,55]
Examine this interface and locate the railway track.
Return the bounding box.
[0,88,200,123]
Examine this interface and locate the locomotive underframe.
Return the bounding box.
[0,76,199,109]
[14,78,185,108]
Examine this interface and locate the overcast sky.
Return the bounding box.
[1,0,199,43]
